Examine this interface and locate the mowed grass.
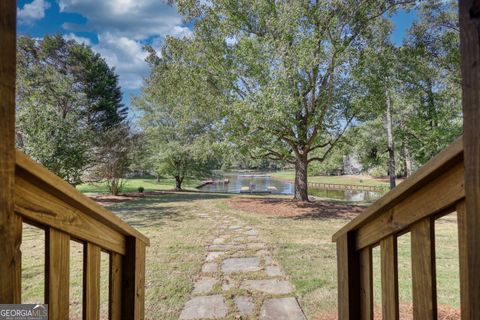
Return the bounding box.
[20,193,460,319]
[77,176,202,194]
[271,170,389,187]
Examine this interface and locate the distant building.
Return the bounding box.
[343,154,363,175]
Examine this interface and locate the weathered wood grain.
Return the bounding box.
[46,228,70,319]
[122,238,146,320]
[110,253,122,320]
[459,0,480,318]
[356,163,464,249]
[359,247,373,320]
[84,243,101,320]
[381,236,398,320]
[336,233,360,320]
[411,218,437,319]
[15,174,126,254]
[0,0,21,304]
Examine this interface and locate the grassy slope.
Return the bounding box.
[20,193,459,319]
[271,170,389,187]
[77,177,202,194]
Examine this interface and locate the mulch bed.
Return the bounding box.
[228,197,364,220]
[314,304,460,320]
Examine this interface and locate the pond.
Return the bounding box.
[197,171,384,202]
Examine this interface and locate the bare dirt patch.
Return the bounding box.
[228,197,364,219]
[89,193,146,206]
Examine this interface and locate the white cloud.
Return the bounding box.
[93,33,150,90]
[58,0,192,90]
[64,33,92,46]
[18,0,50,24]
[58,0,185,40]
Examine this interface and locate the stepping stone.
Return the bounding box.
[192,277,217,295]
[247,242,266,249]
[201,263,217,273]
[259,297,306,320]
[264,256,274,265]
[265,266,283,277]
[233,236,244,242]
[213,237,225,244]
[241,279,293,294]
[179,295,228,319]
[247,235,260,241]
[221,257,261,274]
[208,244,232,251]
[246,229,258,236]
[234,296,255,316]
[206,252,225,261]
[229,225,242,230]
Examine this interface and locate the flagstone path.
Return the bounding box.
[179,213,306,320]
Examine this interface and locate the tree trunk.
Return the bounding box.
[294,155,309,201]
[385,90,396,190]
[175,176,183,191]
[403,144,412,177]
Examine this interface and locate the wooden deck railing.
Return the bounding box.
[332,137,464,319]
[14,150,149,319]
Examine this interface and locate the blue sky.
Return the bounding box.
[17,0,417,112]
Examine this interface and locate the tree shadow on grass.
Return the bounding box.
[107,192,233,228]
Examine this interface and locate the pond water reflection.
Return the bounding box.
[198,172,384,202]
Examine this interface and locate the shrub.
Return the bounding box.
[138,186,144,193]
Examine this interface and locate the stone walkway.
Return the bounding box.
[179,213,306,320]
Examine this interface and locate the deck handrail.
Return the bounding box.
[14,150,149,319]
[332,136,463,242]
[332,137,466,319]
[16,150,149,245]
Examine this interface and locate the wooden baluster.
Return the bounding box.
[122,237,146,320]
[411,218,437,319]
[381,235,399,320]
[84,243,101,320]
[360,247,373,320]
[110,253,122,320]
[0,0,21,304]
[337,233,360,319]
[46,228,70,319]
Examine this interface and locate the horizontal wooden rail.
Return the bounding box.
[333,137,465,319]
[12,150,149,319]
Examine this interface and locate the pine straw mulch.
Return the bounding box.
[228,197,364,220]
[89,191,171,206]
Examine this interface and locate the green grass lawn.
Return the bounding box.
[77,177,202,194]
[20,193,460,319]
[271,170,389,187]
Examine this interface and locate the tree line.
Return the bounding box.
[17,1,461,200]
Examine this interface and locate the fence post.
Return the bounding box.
[459,0,480,318]
[0,0,22,304]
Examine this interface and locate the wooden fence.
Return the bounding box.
[332,138,464,319]
[309,182,387,193]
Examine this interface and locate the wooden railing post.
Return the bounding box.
[411,218,437,319]
[122,237,146,320]
[459,0,480,318]
[380,235,399,320]
[337,233,360,320]
[0,0,22,304]
[84,243,101,320]
[46,228,70,319]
